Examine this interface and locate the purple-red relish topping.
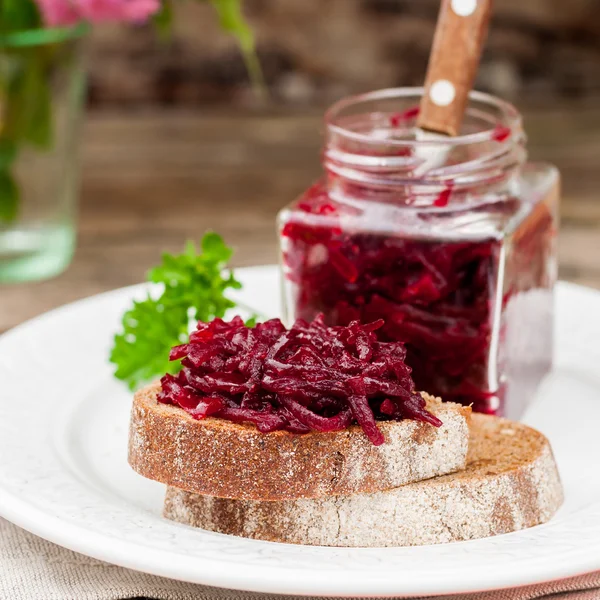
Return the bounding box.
[281,191,555,413]
[158,316,441,445]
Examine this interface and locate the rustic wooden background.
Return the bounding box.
[1,0,600,331]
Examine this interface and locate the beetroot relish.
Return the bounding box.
[280,183,558,414]
[158,316,441,445]
[282,217,500,412]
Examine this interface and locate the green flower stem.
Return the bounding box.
[0,23,90,48]
[208,0,266,97]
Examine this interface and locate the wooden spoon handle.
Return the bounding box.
[417,0,493,136]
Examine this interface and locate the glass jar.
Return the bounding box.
[278,88,559,419]
[0,24,87,283]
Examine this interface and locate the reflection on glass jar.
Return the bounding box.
[278,88,559,419]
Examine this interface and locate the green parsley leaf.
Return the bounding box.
[110,233,242,390]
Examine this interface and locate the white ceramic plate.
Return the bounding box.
[1,266,599,598]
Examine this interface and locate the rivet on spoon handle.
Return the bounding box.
[417,0,493,137]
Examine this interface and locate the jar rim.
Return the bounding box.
[325,87,522,147]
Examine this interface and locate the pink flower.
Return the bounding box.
[36,0,80,26]
[78,0,161,23]
[36,0,160,26]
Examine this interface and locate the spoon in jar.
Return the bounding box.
[414,0,494,176]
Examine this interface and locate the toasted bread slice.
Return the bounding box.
[163,414,563,547]
[129,382,471,501]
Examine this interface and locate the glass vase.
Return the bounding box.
[0,24,87,283]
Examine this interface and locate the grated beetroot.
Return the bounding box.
[283,224,498,411]
[281,188,555,413]
[158,315,441,445]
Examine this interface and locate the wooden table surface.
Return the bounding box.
[1,105,600,332]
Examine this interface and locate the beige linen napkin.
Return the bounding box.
[1,517,599,600]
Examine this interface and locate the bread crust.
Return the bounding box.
[128,382,471,501]
[163,414,564,547]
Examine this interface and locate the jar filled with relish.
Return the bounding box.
[278,88,558,419]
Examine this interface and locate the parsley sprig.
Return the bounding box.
[110,232,242,390]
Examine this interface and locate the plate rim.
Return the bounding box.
[2,485,600,598]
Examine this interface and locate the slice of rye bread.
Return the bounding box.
[129,382,471,501]
[163,414,563,547]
